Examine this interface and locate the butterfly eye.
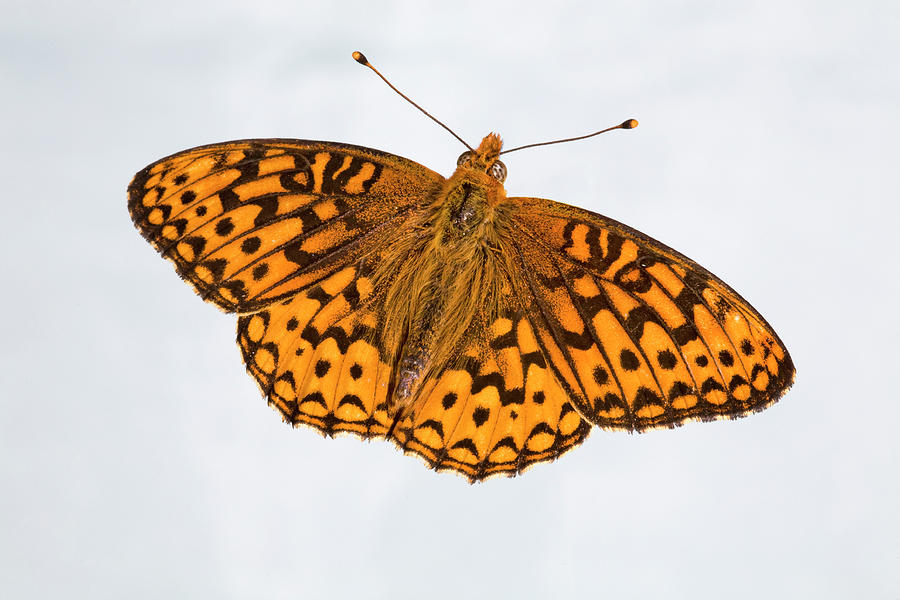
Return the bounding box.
[457,151,474,166]
[488,160,507,182]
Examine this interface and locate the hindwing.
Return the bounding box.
[390,301,591,481]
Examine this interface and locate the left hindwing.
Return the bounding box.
[128,139,444,313]
[506,196,795,432]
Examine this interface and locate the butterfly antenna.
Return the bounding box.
[353,51,474,151]
[499,119,638,155]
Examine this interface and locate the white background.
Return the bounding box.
[2,1,898,598]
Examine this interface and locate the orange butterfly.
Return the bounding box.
[128,52,794,481]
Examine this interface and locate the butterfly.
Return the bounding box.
[128,54,794,482]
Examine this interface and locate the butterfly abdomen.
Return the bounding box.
[371,168,518,416]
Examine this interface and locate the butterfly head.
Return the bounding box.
[456,133,507,184]
[440,133,509,233]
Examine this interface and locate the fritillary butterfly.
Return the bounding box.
[128,54,794,482]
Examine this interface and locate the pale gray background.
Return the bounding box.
[2,1,898,598]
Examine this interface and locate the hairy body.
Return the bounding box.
[372,134,515,420]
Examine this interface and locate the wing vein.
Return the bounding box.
[239,208,414,302]
[506,234,593,406]
[671,273,753,386]
[508,223,630,419]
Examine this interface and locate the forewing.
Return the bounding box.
[507,196,795,432]
[128,139,443,312]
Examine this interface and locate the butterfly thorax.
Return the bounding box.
[441,161,506,231]
[372,134,518,418]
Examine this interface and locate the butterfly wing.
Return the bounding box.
[236,262,397,438]
[505,196,795,432]
[234,245,591,478]
[389,301,591,481]
[129,138,445,438]
[128,139,443,312]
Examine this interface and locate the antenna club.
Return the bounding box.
[352,51,369,66]
[621,119,638,129]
